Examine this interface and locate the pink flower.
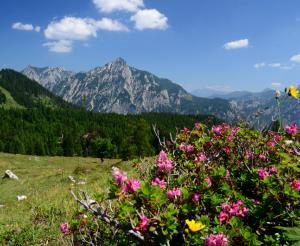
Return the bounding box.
[194,122,201,129]
[290,180,300,191]
[156,150,174,173]
[123,179,141,193]
[220,200,248,222]
[186,144,195,152]
[223,146,231,155]
[205,177,212,187]
[135,215,150,233]
[191,192,201,203]
[225,170,230,178]
[268,166,277,174]
[111,167,127,185]
[285,123,298,135]
[257,168,270,179]
[166,187,181,200]
[179,143,187,151]
[60,222,70,234]
[194,152,207,163]
[258,154,267,162]
[257,167,277,179]
[151,178,166,189]
[212,125,223,135]
[205,233,229,246]
[246,151,255,160]
[218,211,229,224]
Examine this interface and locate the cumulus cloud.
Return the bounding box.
[95,18,129,31]
[44,16,128,52]
[12,22,41,32]
[130,9,168,30]
[93,0,144,13]
[45,17,98,41]
[224,39,249,50]
[43,40,73,53]
[290,54,300,63]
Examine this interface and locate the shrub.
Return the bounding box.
[67,123,300,245]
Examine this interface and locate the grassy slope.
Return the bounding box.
[0,86,24,110]
[0,153,133,245]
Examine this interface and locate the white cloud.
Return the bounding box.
[45,17,98,41]
[93,0,144,13]
[224,39,249,50]
[254,61,293,70]
[254,62,266,69]
[130,9,168,30]
[44,16,128,52]
[95,18,129,31]
[12,22,41,32]
[290,54,300,63]
[43,40,73,53]
[268,63,281,68]
[44,17,128,41]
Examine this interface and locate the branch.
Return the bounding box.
[70,190,144,241]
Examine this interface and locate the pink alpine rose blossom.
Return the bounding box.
[60,222,70,234]
[151,178,166,189]
[191,192,201,203]
[186,144,195,152]
[258,154,267,162]
[285,123,298,135]
[123,179,141,193]
[135,215,150,233]
[194,152,207,163]
[205,233,229,246]
[205,177,212,187]
[166,187,181,200]
[156,150,174,173]
[112,167,127,185]
[290,180,300,191]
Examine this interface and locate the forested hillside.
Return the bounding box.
[0,108,221,159]
[0,69,73,109]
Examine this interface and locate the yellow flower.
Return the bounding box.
[185,219,206,232]
[288,85,299,98]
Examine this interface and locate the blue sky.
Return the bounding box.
[1,0,300,92]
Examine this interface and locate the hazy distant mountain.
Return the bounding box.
[22,58,236,121]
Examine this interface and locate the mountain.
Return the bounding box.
[22,58,236,121]
[22,65,73,91]
[0,69,73,109]
[228,88,300,129]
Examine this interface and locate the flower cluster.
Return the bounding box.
[285,123,298,136]
[166,187,181,200]
[205,233,229,246]
[290,180,300,191]
[156,150,174,173]
[151,177,166,189]
[257,166,277,179]
[134,215,150,233]
[69,122,300,245]
[218,200,249,224]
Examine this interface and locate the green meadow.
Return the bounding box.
[0,153,133,245]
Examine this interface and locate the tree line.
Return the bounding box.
[0,108,220,160]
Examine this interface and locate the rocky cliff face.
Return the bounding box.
[22,65,73,91]
[22,58,235,121]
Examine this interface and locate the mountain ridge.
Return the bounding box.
[22,58,236,122]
